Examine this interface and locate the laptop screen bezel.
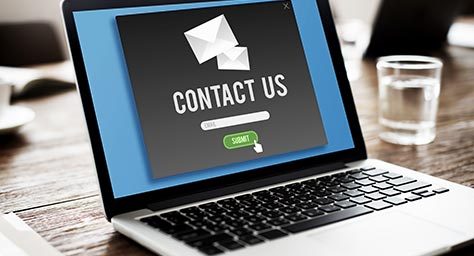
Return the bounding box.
[62,0,366,220]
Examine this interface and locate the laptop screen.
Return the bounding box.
[72,0,354,198]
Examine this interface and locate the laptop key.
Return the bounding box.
[162,224,194,235]
[394,181,430,193]
[278,198,299,206]
[297,202,318,210]
[337,177,355,183]
[235,194,253,201]
[355,179,375,186]
[180,206,201,214]
[344,189,364,197]
[313,197,333,205]
[369,175,389,182]
[282,206,373,233]
[380,188,401,196]
[243,206,265,215]
[341,182,361,190]
[140,215,169,226]
[313,189,331,197]
[243,215,266,223]
[279,206,300,214]
[363,168,388,176]
[207,215,226,224]
[406,195,422,201]
[373,182,392,190]
[220,204,239,211]
[365,192,386,201]
[218,240,245,250]
[302,209,325,218]
[174,229,211,241]
[186,233,233,247]
[260,209,284,219]
[240,198,261,207]
[347,169,362,174]
[334,200,356,208]
[383,172,403,179]
[359,186,378,194]
[273,190,293,199]
[350,173,368,180]
[360,167,376,171]
[185,211,208,220]
[419,191,436,197]
[230,228,252,236]
[142,216,184,234]
[239,235,264,245]
[350,196,371,204]
[383,197,407,205]
[365,201,392,210]
[433,187,449,194]
[285,214,308,222]
[161,212,190,224]
[205,223,228,233]
[253,190,271,197]
[329,194,349,201]
[259,229,288,240]
[198,245,224,255]
[387,177,416,186]
[229,210,251,219]
[256,195,279,203]
[225,219,248,228]
[249,223,271,232]
[297,194,317,202]
[261,202,284,210]
[320,204,341,213]
[267,218,291,226]
[412,189,428,195]
[203,207,227,216]
[327,186,346,193]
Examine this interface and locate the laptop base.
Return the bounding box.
[112,159,474,256]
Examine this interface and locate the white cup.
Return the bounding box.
[0,78,12,119]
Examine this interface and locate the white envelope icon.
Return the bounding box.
[184,15,238,64]
[217,46,250,70]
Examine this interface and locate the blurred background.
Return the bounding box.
[1,0,473,81]
[0,0,381,55]
[0,0,68,56]
[0,0,382,60]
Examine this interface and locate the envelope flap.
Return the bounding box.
[222,47,247,60]
[184,15,224,43]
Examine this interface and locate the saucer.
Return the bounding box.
[0,106,35,134]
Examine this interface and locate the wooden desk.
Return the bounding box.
[1,46,473,255]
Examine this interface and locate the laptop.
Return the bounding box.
[61,0,474,255]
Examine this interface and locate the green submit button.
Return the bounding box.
[223,131,258,150]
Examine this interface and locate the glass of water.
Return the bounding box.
[376,55,443,145]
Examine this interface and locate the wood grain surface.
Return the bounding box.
[1,45,473,256]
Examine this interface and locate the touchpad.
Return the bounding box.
[307,211,464,256]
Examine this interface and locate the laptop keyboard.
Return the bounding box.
[139,167,449,255]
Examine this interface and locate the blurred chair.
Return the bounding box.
[0,22,65,67]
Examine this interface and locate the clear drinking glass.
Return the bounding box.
[376,55,443,145]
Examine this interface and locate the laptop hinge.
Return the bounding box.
[148,161,347,212]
